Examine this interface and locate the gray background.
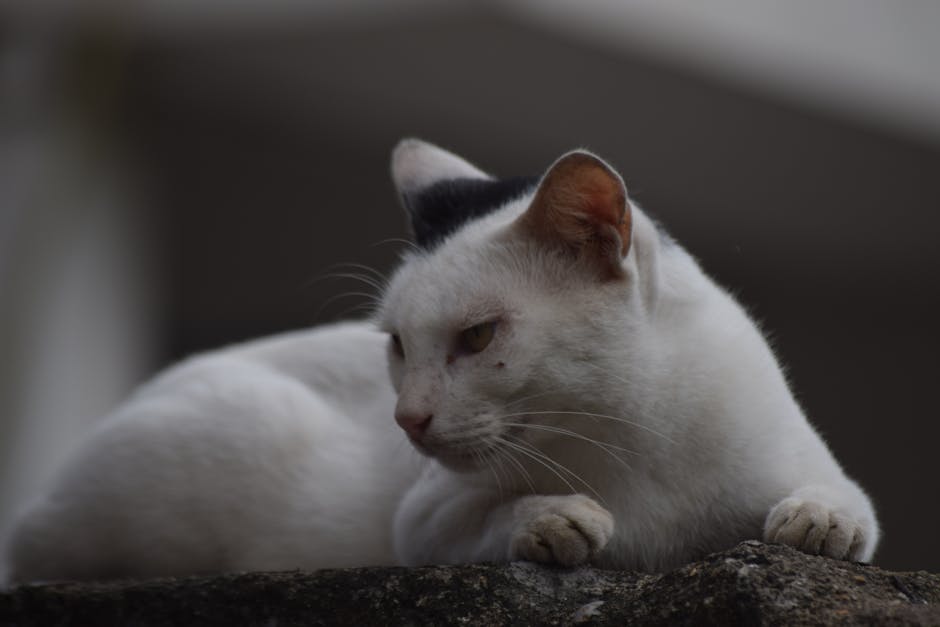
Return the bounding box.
[1,5,938,573]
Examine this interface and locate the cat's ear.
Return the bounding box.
[391,139,509,250]
[517,150,631,278]
[391,139,491,198]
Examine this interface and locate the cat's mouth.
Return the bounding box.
[406,435,495,473]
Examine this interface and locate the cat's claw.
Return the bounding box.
[510,495,614,567]
[764,496,867,561]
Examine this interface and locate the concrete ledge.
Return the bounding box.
[2,542,938,626]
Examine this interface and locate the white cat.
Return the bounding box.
[3,139,878,583]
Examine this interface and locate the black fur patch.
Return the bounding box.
[402,176,539,250]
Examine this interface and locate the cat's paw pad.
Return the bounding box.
[510,495,614,567]
[764,496,868,561]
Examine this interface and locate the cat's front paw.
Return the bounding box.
[764,492,872,561]
[509,494,614,567]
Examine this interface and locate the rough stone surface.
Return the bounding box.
[1,542,938,626]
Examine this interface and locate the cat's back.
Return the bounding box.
[5,321,415,582]
[140,320,393,417]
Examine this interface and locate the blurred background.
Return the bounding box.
[1,0,938,573]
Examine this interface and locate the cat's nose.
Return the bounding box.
[395,411,433,439]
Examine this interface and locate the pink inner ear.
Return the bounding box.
[578,168,630,255]
[517,151,632,273]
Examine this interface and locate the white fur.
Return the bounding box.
[391,138,491,195]
[4,323,421,582]
[3,140,878,583]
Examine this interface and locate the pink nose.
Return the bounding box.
[395,412,433,439]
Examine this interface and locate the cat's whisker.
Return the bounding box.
[443,432,495,448]
[475,449,504,500]
[371,237,419,252]
[490,450,510,501]
[492,442,536,496]
[318,272,386,293]
[580,360,634,387]
[496,435,580,497]
[302,265,386,293]
[330,262,389,283]
[499,389,569,410]
[302,263,388,320]
[332,302,383,322]
[324,260,386,273]
[509,450,537,496]
[493,447,519,499]
[498,434,607,506]
[497,410,677,446]
[503,422,637,473]
[503,422,639,456]
[314,290,382,320]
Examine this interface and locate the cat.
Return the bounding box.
[3,139,878,583]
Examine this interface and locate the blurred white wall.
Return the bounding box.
[504,0,940,143]
[8,0,939,141]
[0,31,159,549]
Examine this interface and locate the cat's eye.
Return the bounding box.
[458,321,496,354]
[390,334,405,358]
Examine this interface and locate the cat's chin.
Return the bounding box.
[434,453,485,473]
[407,438,487,473]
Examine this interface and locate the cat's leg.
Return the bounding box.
[393,465,613,567]
[763,483,878,562]
[508,493,615,566]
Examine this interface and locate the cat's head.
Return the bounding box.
[378,139,657,472]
